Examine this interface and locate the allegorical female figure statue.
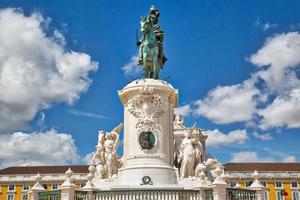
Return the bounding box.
[92,123,123,179]
[177,130,202,178]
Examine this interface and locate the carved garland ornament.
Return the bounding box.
[128,86,164,133]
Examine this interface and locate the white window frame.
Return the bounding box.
[7,194,14,200]
[245,180,253,187]
[52,184,58,190]
[275,181,283,189]
[276,190,285,200]
[23,184,29,191]
[21,193,28,200]
[8,184,15,191]
[261,181,267,187]
[230,181,236,188]
[292,191,299,200]
[291,181,298,189]
[80,183,86,188]
[263,190,269,200]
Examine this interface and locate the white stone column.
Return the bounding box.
[59,168,78,200]
[249,170,266,200]
[210,167,229,200]
[117,79,179,185]
[28,173,46,200]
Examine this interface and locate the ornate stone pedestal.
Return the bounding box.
[117,79,178,185]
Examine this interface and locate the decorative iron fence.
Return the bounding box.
[38,190,61,200]
[75,189,201,200]
[226,188,256,200]
[205,189,214,200]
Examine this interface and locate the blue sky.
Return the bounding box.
[0,0,299,167]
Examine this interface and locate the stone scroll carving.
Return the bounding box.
[128,86,164,133]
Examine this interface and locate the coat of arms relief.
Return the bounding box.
[128,86,164,134]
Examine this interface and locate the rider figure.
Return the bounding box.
[137,6,167,65]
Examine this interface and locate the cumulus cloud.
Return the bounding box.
[174,105,192,117]
[258,89,300,129]
[122,55,142,76]
[194,79,260,124]
[206,129,248,148]
[250,32,300,93]
[249,32,300,129]
[230,151,274,163]
[253,132,273,141]
[0,8,98,133]
[188,32,300,130]
[0,130,80,168]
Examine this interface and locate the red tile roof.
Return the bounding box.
[224,163,300,172]
[0,165,89,175]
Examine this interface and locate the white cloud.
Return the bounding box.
[0,129,80,168]
[189,32,300,129]
[253,132,273,141]
[250,32,300,93]
[174,105,192,117]
[69,109,110,120]
[282,155,297,163]
[230,151,274,163]
[194,79,260,124]
[0,8,98,133]
[82,152,94,165]
[250,32,300,129]
[122,55,142,76]
[206,129,248,148]
[258,89,300,129]
[231,150,297,163]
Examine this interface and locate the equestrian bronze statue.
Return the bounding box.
[137,6,167,79]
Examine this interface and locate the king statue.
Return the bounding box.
[137,5,167,79]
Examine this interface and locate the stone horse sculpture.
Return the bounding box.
[139,16,160,79]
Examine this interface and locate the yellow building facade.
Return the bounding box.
[0,163,300,200]
[225,163,300,200]
[0,166,88,200]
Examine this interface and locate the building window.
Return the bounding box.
[276,191,284,200]
[22,194,28,200]
[263,191,269,200]
[7,194,14,200]
[292,192,299,200]
[245,180,253,187]
[52,184,58,190]
[276,181,283,188]
[23,184,29,191]
[230,181,236,188]
[8,185,15,191]
[291,181,298,188]
[80,183,86,188]
[261,181,267,187]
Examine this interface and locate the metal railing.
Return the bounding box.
[75,189,201,200]
[38,190,61,200]
[226,188,256,200]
